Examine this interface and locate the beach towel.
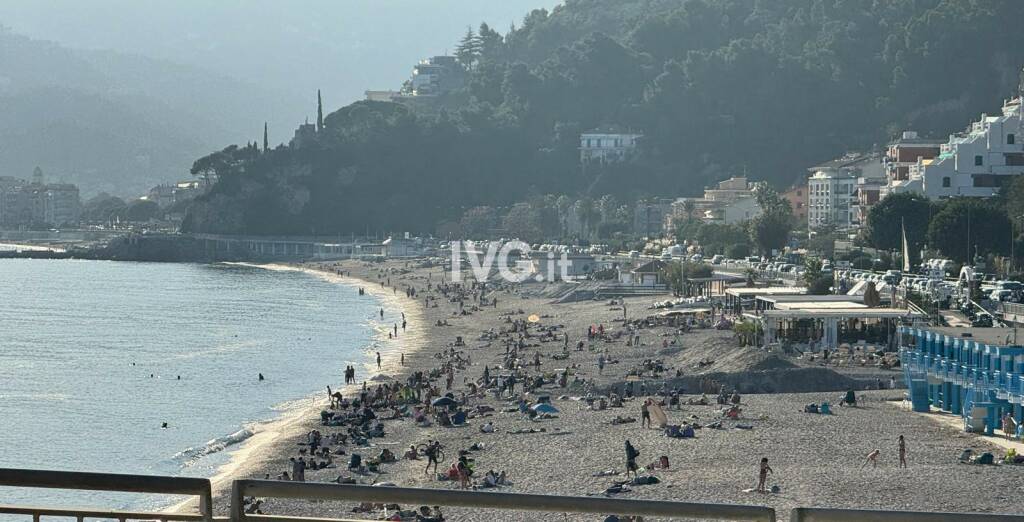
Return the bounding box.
[681,425,695,438]
[649,402,669,428]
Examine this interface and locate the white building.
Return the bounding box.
[666,177,762,231]
[409,56,463,96]
[888,97,1024,199]
[706,196,761,224]
[808,169,856,229]
[580,126,642,163]
[807,154,882,229]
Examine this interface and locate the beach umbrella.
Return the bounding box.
[528,314,540,323]
[531,403,559,414]
[432,397,457,407]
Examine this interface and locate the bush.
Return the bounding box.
[727,243,750,259]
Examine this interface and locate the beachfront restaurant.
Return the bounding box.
[723,286,806,314]
[900,326,1024,435]
[759,304,923,352]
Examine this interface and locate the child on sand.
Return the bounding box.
[757,458,773,493]
[863,449,881,468]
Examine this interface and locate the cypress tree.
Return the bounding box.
[263,122,269,152]
[316,90,324,132]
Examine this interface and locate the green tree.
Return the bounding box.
[803,257,832,295]
[927,199,1011,263]
[749,186,793,256]
[455,27,481,69]
[125,199,160,222]
[865,193,932,256]
[81,193,127,223]
[502,202,542,243]
[460,206,499,238]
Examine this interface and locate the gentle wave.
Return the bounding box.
[172,428,254,464]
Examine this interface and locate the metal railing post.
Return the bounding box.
[230,479,245,522]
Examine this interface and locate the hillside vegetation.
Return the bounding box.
[184,0,1024,236]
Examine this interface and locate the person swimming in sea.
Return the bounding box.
[258,373,265,381]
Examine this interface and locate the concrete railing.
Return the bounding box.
[790,508,1024,522]
[231,480,777,521]
[0,468,214,522]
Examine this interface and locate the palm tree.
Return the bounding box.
[682,199,696,222]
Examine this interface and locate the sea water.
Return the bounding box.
[0,259,387,511]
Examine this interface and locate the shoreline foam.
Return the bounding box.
[169,261,426,514]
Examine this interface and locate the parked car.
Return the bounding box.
[990,289,1013,302]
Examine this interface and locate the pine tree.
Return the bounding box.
[316,90,324,132]
[455,27,481,69]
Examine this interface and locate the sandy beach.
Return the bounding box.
[201,259,1024,521]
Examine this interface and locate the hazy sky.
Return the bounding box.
[0,0,561,120]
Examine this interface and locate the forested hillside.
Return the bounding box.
[184,0,1024,236]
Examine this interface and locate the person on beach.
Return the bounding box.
[624,440,640,478]
[640,399,652,428]
[401,353,405,366]
[380,308,384,319]
[863,449,881,468]
[424,440,441,475]
[757,457,773,493]
[898,435,907,468]
[376,352,382,369]
[258,373,264,381]
[598,355,605,375]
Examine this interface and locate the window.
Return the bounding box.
[1009,134,1016,145]
[942,176,951,188]
[975,155,983,166]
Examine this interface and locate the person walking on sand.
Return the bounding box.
[424,440,441,475]
[898,435,907,468]
[380,308,384,319]
[401,353,405,366]
[394,324,398,337]
[863,449,881,468]
[624,440,640,479]
[640,399,652,428]
[376,352,382,370]
[757,458,773,493]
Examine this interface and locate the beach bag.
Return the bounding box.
[681,425,695,438]
[976,452,995,465]
[659,455,670,469]
[665,425,681,438]
[348,454,362,469]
